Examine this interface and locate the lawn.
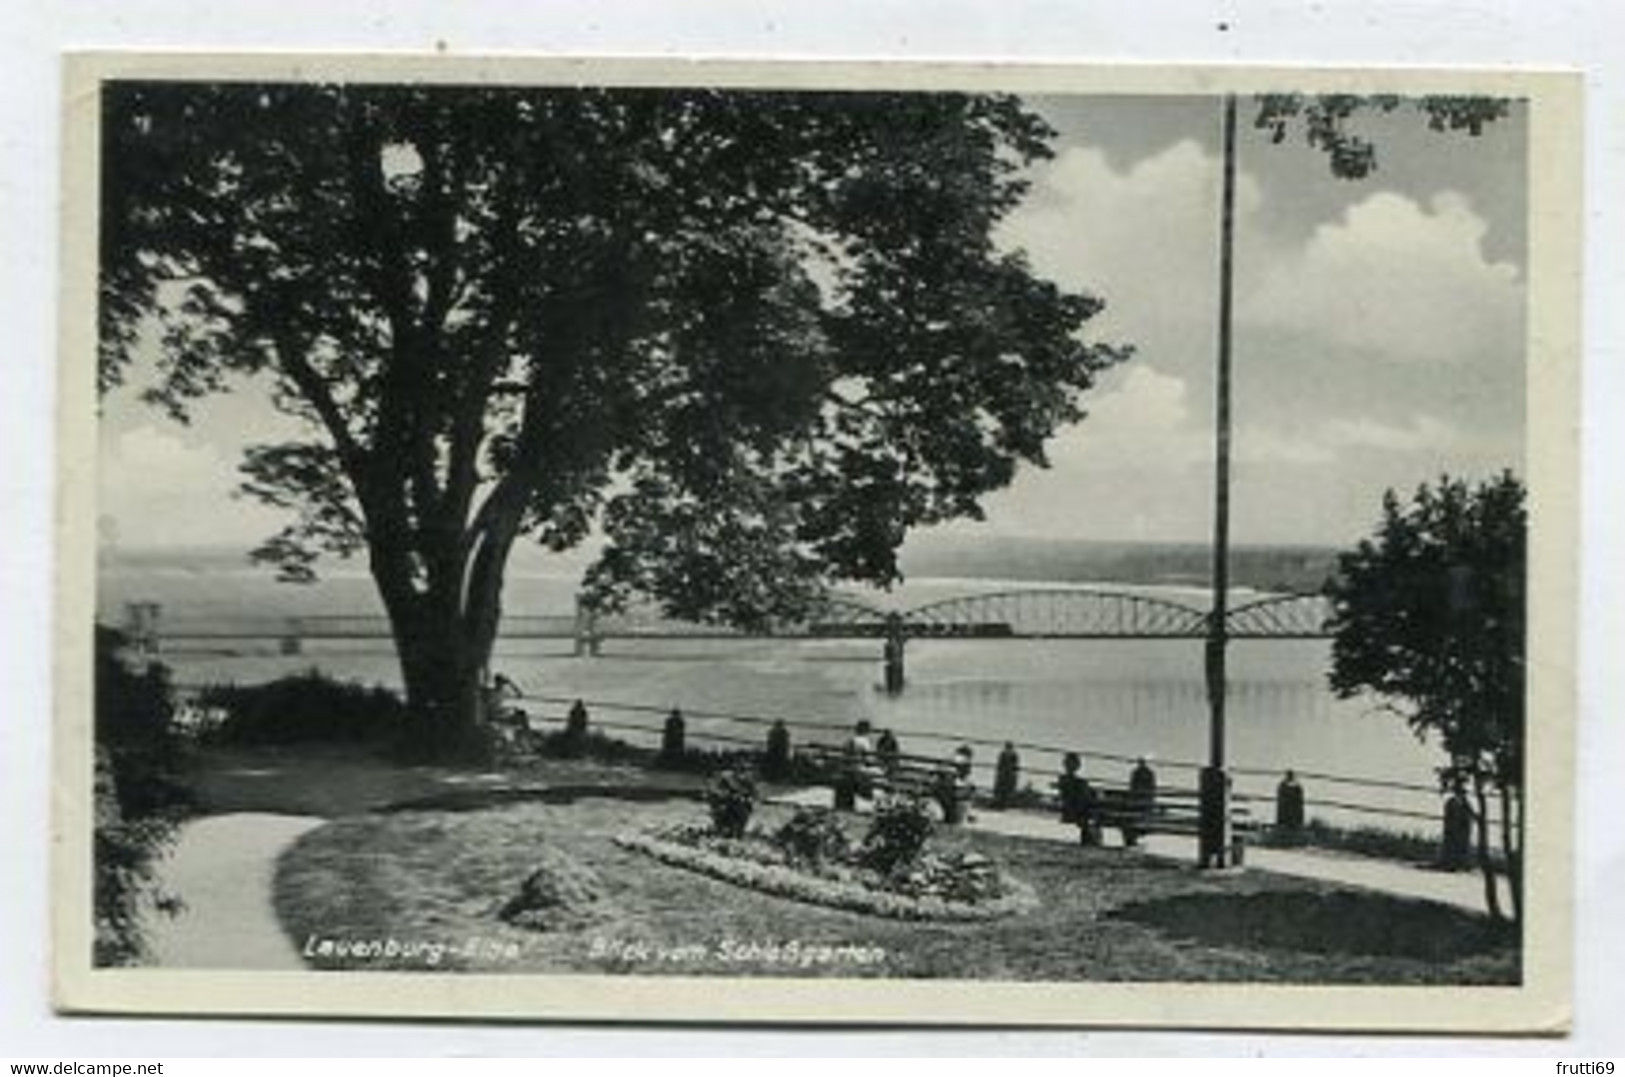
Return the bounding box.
[268,769,1519,984]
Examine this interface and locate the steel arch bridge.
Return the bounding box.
[893,588,1331,640]
[1222,592,1335,639]
[144,587,1331,654]
[579,588,1334,642]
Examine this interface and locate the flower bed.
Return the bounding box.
[616,822,1039,922]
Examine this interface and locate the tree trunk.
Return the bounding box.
[368,509,521,763]
[1471,770,1504,921]
[1500,779,1523,925]
[388,601,491,761]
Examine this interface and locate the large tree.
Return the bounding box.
[1324,473,1526,922]
[98,82,1124,756]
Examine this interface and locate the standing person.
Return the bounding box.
[1441,775,1473,870]
[482,672,528,757]
[763,719,792,781]
[660,707,686,766]
[934,743,977,824]
[876,728,900,774]
[1130,756,1157,810]
[1056,752,1099,846]
[1275,769,1306,832]
[562,698,590,758]
[994,741,1021,808]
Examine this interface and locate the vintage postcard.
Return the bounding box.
[54,53,1580,1029]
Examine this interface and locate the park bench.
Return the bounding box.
[1092,786,1256,846]
[797,744,975,822]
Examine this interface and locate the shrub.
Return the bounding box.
[536,727,645,764]
[94,801,183,966]
[497,848,604,932]
[95,625,192,818]
[1255,817,1453,866]
[860,796,935,874]
[705,769,758,839]
[198,671,406,747]
[93,626,191,965]
[922,852,1006,903]
[555,699,590,756]
[773,807,850,867]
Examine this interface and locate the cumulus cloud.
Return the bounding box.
[1241,190,1523,364]
[998,140,1262,376]
[99,426,284,548]
[1233,414,1461,467]
[1323,414,1460,453]
[1041,365,1205,471]
[106,426,230,487]
[978,130,1522,545]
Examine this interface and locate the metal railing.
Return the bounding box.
[463,691,1470,832]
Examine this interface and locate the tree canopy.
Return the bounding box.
[1324,472,1526,918]
[98,81,1124,750]
[1253,94,1511,179]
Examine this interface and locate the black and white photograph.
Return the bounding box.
[56,54,1579,1029]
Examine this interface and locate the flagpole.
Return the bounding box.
[1200,92,1238,869]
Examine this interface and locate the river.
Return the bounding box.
[100,565,1450,831]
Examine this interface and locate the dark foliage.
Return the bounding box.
[93,806,184,967]
[772,807,851,867]
[93,626,192,965]
[198,670,407,747]
[859,796,936,874]
[1254,818,1450,867]
[535,727,646,764]
[1253,94,1510,179]
[98,82,1124,753]
[705,769,759,839]
[95,625,192,818]
[1325,472,1526,921]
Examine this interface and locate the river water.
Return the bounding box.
[100,566,1450,830]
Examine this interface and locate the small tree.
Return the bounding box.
[1324,473,1525,922]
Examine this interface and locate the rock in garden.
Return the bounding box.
[497,848,603,931]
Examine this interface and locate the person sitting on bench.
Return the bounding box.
[842,719,884,802]
[1056,751,1101,846]
[932,744,977,824]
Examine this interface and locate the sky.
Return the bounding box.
[96,92,1529,559]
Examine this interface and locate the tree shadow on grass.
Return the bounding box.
[1107,889,1517,962]
[378,784,704,814]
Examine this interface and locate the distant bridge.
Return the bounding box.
[587,587,1334,693]
[130,586,1334,693]
[887,588,1332,640]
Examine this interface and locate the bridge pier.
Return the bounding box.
[279,617,304,656]
[883,613,906,695]
[122,601,162,658]
[573,597,601,657]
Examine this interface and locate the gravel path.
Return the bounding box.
[145,812,324,969]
